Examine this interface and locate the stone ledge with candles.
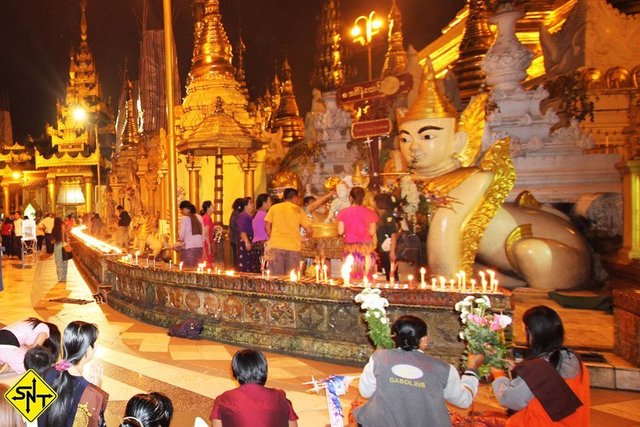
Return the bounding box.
[71,235,513,365]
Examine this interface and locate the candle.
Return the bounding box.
[449,279,456,292]
[290,269,297,283]
[439,276,446,291]
[146,257,149,268]
[169,260,172,270]
[207,268,211,274]
[363,276,369,287]
[470,278,476,293]
[479,271,486,287]
[372,273,379,283]
[461,271,466,292]
[315,264,320,282]
[420,268,426,287]
[456,272,461,287]
[266,269,270,280]
[225,270,235,276]
[135,251,140,265]
[408,274,414,288]
[153,258,156,268]
[482,277,487,293]
[322,264,328,283]
[431,278,436,289]
[179,261,183,271]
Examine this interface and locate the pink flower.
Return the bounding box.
[467,314,487,325]
[491,314,512,330]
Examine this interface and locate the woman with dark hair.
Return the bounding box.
[373,193,399,280]
[0,317,61,374]
[120,392,173,427]
[355,315,484,427]
[337,187,379,280]
[201,200,215,267]
[237,197,260,273]
[52,216,69,282]
[252,193,272,266]
[211,349,298,427]
[229,198,245,268]
[491,306,590,426]
[38,321,108,427]
[178,200,204,267]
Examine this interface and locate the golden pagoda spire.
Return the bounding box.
[271,58,304,146]
[312,0,351,92]
[381,0,408,78]
[121,79,139,148]
[189,0,235,80]
[451,0,494,105]
[234,31,248,97]
[271,65,281,110]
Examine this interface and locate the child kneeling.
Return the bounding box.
[210,349,298,427]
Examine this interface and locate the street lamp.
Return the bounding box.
[351,11,384,81]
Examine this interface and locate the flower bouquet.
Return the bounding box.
[354,287,394,349]
[455,295,512,378]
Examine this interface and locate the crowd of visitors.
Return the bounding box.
[0,305,588,426]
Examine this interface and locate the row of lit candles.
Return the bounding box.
[119,253,500,294]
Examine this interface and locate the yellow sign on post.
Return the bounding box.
[4,369,58,422]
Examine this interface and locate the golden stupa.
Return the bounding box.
[270,58,305,147]
[381,0,408,78]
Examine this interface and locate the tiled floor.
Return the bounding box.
[1,255,640,426]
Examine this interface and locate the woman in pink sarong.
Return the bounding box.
[201,201,215,267]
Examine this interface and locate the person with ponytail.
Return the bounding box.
[120,392,173,427]
[38,321,108,427]
[490,306,590,426]
[201,200,216,267]
[178,200,204,267]
[354,315,484,427]
[0,317,60,374]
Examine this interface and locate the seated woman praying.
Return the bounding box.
[490,306,590,426]
[210,349,298,427]
[354,315,484,427]
[0,317,60,374]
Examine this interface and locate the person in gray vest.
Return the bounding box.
[354,315,484,427]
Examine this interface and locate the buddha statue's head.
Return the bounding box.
[397,60,468,177]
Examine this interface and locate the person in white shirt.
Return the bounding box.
[40,213,55,254]
[354,315,484,427]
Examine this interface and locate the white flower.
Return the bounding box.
[459,331,465,340]
[494,313,512,329]
[373,311,381,319]
[381,317,388,325]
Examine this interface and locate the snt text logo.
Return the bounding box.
[4,369,57,422]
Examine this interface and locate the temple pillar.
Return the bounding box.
[214,148,224,225]
[239,155,256,199]
[2,184,9,216]
[618,159,640,260]
[48,178,56,214]
[187,159,201,209]
[84,176,94,213]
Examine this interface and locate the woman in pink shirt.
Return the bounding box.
[337,187,378,280]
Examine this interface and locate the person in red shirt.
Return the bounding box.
[211,349,298,427]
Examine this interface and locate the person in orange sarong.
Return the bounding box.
[491,306,590,427]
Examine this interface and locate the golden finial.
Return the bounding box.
[234,31,248,97]
[80,0,88,42]
[398,58,457,124]
[189,0,235,80]
[381,0,408,78]
[121,79,139,147]
[312,0,351,91]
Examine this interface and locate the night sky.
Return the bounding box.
[0,0,464,141]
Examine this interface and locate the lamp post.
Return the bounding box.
[351,11,383,81]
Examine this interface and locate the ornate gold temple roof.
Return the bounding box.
[312,0,351,92]
[39,0,112,169]
[381,0,408,78]
[178,0,264,155]
[271,58,305,147]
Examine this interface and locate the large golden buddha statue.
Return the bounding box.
[397,61,591,290]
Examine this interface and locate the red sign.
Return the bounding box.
[351,118,392,139]
[338,73,413,104]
